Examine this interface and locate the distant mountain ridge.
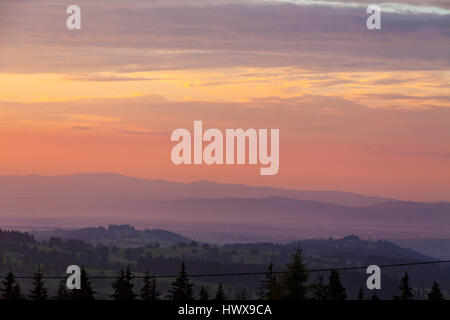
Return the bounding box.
[0,173,392,206]
[227,235,433,262]
[145,197,450,235]
[32,224,192,246]
[388,238,450,260]
[0,173,449,240]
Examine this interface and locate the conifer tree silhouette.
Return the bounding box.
[235,288,248,300]
[356,287,365,301]
[394,272,413,300]
[427,281,444,301]
[214,282,226,301]
[259,263,282,300]
[310,274,328,300]
[370,293,380,300]
[167,261,194,300]
[28,265,48,300]
[72,267,96,300]
[55,279,71,300]
[282,247,308,300]
[111,266,136,300]
[327,270,347,300]
[140,271,160,300]
[199,285,209,300]
[0,271,23,300]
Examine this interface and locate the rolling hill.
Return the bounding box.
[32,224,192,247]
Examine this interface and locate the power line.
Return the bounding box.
[3,260,450,279]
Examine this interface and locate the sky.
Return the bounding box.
[0,0,449,201]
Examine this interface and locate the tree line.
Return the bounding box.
[0,248,446,300]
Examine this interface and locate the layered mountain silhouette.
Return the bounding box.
[0,173,449,239]
[0,173,390,206]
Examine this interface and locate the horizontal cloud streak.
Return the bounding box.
[64,74,170,82]
[1,94,449,142]
[0,1,448,73]
[270,0,450,14]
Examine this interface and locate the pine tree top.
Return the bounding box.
[428,281,444,301]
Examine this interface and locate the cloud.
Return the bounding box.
[369,77,417,85]
[64,74,170,82]
[0,1,448,73]
[70,126,95,131]
[363,144,450,159]
[117,129,170,136]
[288,0,450,11]
[308,79,356,87]
[363,93,450,102]
[2,93,449,144]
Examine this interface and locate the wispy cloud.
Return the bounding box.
[0,1,448,73]
[268,0,450,14]
[64,74,170,82]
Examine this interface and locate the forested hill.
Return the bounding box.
[0,229,36,243]
[1,229,449,299]
[225,235,433,265]
[32,224,192,247]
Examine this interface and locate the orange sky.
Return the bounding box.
[1,0,449,201]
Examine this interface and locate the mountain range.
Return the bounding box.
[0,173,391,206]
[0,173,449,241]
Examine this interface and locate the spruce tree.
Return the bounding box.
[12,283,23,300]
[199,285,209,300]
[370,293,380,300]
[283,247,308,300]
[310,274,328,300]
[394,272,413,300]
[140,271,160,300]
[259,263,282,300]
[140,271,152,300]
[356,287,365,301]
[111,266,136,300]
[111,268,125,300]
[0,271,23,300]
[72,267,96,300]
[167,262,194,300]
[28,265,48,300]
[54,279,71,300]
[149,277,159,300]
[235,288,247,300]
[214,283,226,301]
[327,270,347,300]
[427,281,444,301]
[259,263,272,299]
[267,276,282,300]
